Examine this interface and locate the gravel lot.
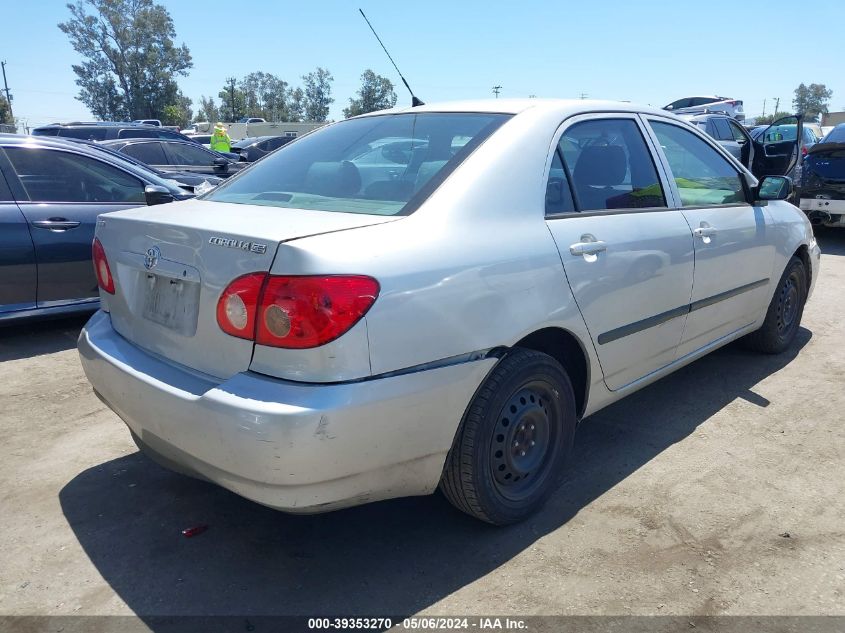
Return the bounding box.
[1,229,843,621]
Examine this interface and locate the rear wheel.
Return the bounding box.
[742,256,807,354]
[440,348,577,525]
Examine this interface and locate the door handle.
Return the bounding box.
[31,218,81,231]
[569,240,607,256]
[693,226,717,238]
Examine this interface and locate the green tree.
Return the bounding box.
[195,95,219,124]
[343,69,397,118]
[302,67,334,122]
[0,95,15,130]
[286,87,305,122]
[793,83,833,122]
[58,0,193,121]
[755,111,793,126]
[161,92,192,127]
[239,71,289,120]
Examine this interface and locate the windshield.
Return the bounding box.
[822,126,845,143]
[55,138,185,194]
[204,112,511,215]
[752,124,798,142]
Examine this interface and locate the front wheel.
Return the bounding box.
[741,256,807,354]
[440,349,577,525]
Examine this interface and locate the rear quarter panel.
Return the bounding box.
[259,107,603,404]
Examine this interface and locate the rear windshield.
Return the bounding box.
[204,112,511,215]
[57,127,109,141]
[823,127,845,143]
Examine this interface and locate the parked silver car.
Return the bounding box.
[664,95,745,121]
[78,100,819,524]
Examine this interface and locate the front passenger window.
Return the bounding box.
[4,147,145,203]
[650,121,746,207]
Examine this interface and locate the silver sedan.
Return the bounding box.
[78,99,820,524]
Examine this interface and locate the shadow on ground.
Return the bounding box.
[59,328,811,620]
[0,314,92,362]
[815,226,845,256]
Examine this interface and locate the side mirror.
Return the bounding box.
[756,176,792,201]
[144,185,175,206]
[212,157,229,172]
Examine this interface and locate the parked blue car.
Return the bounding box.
[0,134,191,323]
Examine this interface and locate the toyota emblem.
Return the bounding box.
[144,246,161,270]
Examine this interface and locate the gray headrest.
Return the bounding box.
[303,161,361,197]
[574,145,626,186]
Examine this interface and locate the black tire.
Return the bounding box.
[742,256,807,354]
[440,348,577,525]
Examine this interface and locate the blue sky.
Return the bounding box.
[3,0,844,130]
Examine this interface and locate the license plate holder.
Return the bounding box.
[142,273,200,336]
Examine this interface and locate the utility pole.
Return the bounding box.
[1,61,13,121]
[226,77,237,122]
[761,98,766,118]
[579,92,588,100]
[773,97,780,116]
[492,85,502,99]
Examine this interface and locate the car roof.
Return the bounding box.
[355,98,672,119]
[100,137,194,146]
[33,121,154,129]
[680,112,734,122]
[0,133,186,191]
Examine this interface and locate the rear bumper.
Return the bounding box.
[800,197,845,226]
[78,310,495,513]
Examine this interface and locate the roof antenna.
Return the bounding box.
[358,8,424,107]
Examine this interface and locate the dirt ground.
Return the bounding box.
[0,229,843,623]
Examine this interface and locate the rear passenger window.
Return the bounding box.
[0,167,13,201]
[118,128,158,139]
[559,118,666,211]
[121,142,167,165]
[545,151,576,215]
[728,121,747,142]
[712,118,733,141]
[57,127,108,141]
[650,121,746,207]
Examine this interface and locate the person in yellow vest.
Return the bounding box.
[210,122,231,153]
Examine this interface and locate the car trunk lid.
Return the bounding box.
[96,199,399,379]
[802,143,845,197]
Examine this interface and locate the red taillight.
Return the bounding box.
[92,238,115,294]
[216,272,267,340]
[217,274,379,348]
[256,275,380,348]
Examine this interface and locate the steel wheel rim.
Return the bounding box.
[489,381,558,501]
[777,273,800,334]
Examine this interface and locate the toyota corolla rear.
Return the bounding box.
[78,110,509,512]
